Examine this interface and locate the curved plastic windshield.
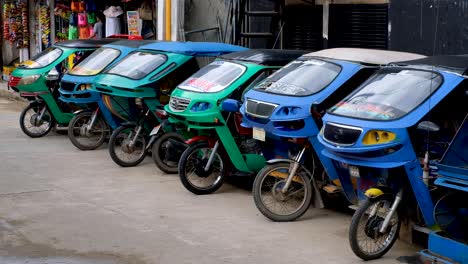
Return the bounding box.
[254,58,341,96]
[20,48,63,69]
[178,61,246,93]
[107,51,167,80]
[68,48,120,76]
[329,68,443,120]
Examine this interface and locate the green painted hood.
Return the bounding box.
[165,60,278,121]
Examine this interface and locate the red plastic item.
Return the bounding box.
[234,112,252,136]
[108,34,143,40]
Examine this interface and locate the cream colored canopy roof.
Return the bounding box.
[304,48,426,65]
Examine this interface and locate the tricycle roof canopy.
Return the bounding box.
[219,49,307,66]
[106,40,156,49]
[305,48,426,65]
[55,39,120,49]
[396,55,468,76]
[139,41,247,56]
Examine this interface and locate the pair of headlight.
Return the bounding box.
[362,130,396,145]
[78,84,92,91]
[190,102,212,112]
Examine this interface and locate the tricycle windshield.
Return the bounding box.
[329,68,443,120]
[178,60,246,93]
[106,51,166,80]
[19,47,63,69]
[254,58,341,96]
[68,48,120,76]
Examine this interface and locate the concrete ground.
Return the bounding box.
[0,95,420,264]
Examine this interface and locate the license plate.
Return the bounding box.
[349,166,360,178]
[252,127,266,142]
[150,125,161,136]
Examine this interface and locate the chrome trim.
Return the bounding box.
[169,96,191,112]
[322,122,363,147]
[245,99,278,119]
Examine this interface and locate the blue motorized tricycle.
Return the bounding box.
[318,55,468,260]
[240,48,425,222]
[59,40,151,150]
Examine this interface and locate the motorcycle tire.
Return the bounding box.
[152,132,186,174]
[349,197,401,261]
[178,141,228,195]
[109,125,147,167]
[68,111,108,151]
[19,103,54,138]
[253,162,313,222]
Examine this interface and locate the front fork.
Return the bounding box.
[129,109,150,148]
[86,107,100,132]
[373,189,403,234]
[204,141,220,171]
[282,146,307,193]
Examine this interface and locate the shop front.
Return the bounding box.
[2,0,158,79]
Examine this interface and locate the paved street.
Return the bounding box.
[0,97,419,264]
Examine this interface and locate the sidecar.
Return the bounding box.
[58,40,151,130]
[240,48,426,202]
[318,55,468,232]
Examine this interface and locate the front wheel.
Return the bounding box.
[109,125,147,167]
[253,162,313,222]
[152,132,186,174]
[349,197,401,261]
[178,141,227,195]
[68,111,108,150]
[19,103,54,138]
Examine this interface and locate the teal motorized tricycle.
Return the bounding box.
[166,49,306,194]
[240,48,425,221]
[8,39,118,138]
[318,55,468,261]
[58,40,151,150]
[90,41,247,167]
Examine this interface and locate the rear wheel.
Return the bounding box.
[19,103,54,138]
[152,132,186,174]
[253,162,313,222]
[68,111,108,150]
[349,197,401,261]
[109,125,147,167]
[178,141,227,195]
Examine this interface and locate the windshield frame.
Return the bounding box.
[253,57,343,97]
[105,50,168,81]
[18,47,65,69]
[327,67,445,122]
[177,60,247,94]
[67,47,121,77]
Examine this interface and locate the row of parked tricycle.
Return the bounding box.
[9,39,467,262]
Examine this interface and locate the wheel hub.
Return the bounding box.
[364,215,385,239]
[30,114,43,127]
[194,159,213,178]
[271,181,288,201]
[121,140,135,153]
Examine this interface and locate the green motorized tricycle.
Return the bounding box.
[165,49,306,194]
[90,41,247,167]
[9,39,118,138]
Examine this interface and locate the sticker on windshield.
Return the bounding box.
[265,82,307,94]
[304,60,325,66]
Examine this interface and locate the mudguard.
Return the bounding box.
[120,121,138,127]
[185,135,217,148]
[72,108,94,115]
[364,186,394,200]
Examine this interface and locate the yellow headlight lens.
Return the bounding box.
[362,130,396,145]
[78,84,92,91]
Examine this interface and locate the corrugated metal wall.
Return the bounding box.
[389,0,468,55]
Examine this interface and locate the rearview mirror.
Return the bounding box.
[221,99,241,113]
[417,121,440,132]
